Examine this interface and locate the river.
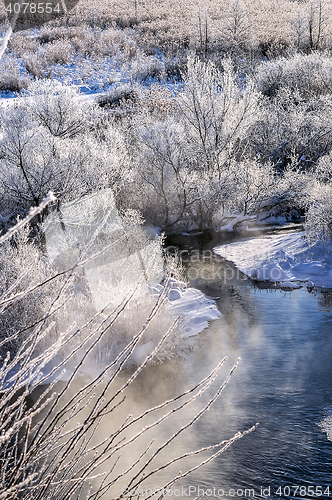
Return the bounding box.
[29,228,332,499]
[158,229,332,499]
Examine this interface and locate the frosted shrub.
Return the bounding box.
[0,225,63,356]
[186,159,277,229]
[70,29,96,55]
[0,105,123,225]
[0,54,29,91]
[306,153,332,242]
[96,27,139,59]
[0,130,114,221]
[135,84,176,118]
[21,40,74,77]
[252,85,332,171]
[128,57,263,230]
[134,117,194,229]
[97,83,137,111]
[305,183,332,243]
[257,52,332,99]
[221,0,255,52]
[225,159,275,216]
[8,33,39,59]
[20,80,93,138]
[315,150,332,183]
[41,39,74,65]
[24,55,45,78]
[269,165,311,218]
[0,82,132,228]
[130,53,165,82]
[177,56,260,174]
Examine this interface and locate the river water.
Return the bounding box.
[157,229,332,500]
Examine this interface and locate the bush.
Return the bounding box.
[0,55,29,92]
[0,84,127,228]
[0,225,63,356]
[251,84,332,171]
[257,52,332,99]
[305,152,332,242]
[305,183,332,243]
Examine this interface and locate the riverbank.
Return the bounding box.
[214,231,332,289]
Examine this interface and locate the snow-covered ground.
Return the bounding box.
[150,280,221,338]
[0,46,181,106]
[130,280,221,365]
[214,231,332,288]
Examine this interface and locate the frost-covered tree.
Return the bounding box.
[0,83,128,230]
[291,9,309,51]
[305,152,332,242]
[222,0,253,52]
[177,56,260,175]
[129,57,287,230]
[305,183,332,243]
[254,59,332,172]
[290,0,331,52]
[195,6,211,57]
[21,80,96,139]
[0,114,109,220]
[307,0,330,50]
[134,117,198,229]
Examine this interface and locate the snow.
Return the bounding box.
[148,278,221,339]
[319,405,332,441]
[129,282,221,364]
[168,288,182,301]
[0,50,182,108]
[250,262,290,282]
[218,214,256,232]
[167,282,221,338]
[214,231,332,288]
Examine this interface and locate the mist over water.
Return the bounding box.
[176,244,332,499]
[32,231,332,499]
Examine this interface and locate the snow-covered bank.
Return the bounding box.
[40,281,221,381]
[3,281,221,388]
[129,280,221,366]
[151,280,221,338]
[214,231,332,288]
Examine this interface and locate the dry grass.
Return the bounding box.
[57,0,327,52]
[1,0,330,56]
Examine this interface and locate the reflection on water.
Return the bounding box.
[319,406,332,441]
